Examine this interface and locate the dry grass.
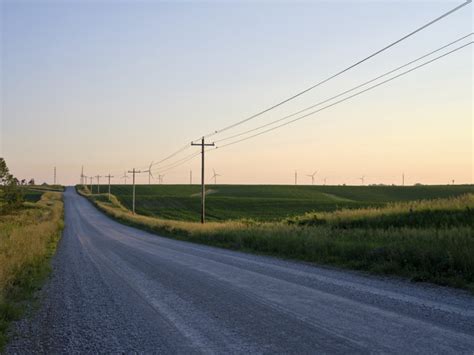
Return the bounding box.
[0,192,64,349]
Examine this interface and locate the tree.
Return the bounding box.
[3,175,23,208]
[0,158,24,211]
[28,178,35,185]
[0,158,9,185]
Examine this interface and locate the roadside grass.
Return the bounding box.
[0,192,64,350]
[78,186,474,292]
[287,194,474,229]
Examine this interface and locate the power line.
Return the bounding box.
[150,143,191,168]
[154,147,217,176]
[214,33,473,144]
[201,0,471,139]
[85,1,472,185]
[216,42,472,150]
[151,151,201,173]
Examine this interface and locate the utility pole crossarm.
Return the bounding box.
[191,138,215,224]
[127,168,143,214]
[106,174,114,201]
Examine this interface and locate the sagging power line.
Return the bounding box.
[197,1,471,140]
[214,33,473,145]
[215,42,473,150]
[125,5,471,185]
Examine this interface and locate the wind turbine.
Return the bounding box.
[359,175,365,185]
[158,174,165,184]
[143,161,154,184]
[211,169,221,185]
[323,177,327,185]
[306,171,317,185]
[122,171,129,184]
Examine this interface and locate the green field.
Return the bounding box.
[106,184,474,222]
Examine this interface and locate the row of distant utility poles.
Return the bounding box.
[80,167,114,200]
[80,137,214,223]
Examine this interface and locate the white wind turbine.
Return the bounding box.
[212,169,221,185]
[306,171,317,185]
[143,161,155,184]
[359,175,365,185]
[121,171,129,184]
[158,174,165,184]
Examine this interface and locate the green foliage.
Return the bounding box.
[0,158,24,213]
[0,158,9,185]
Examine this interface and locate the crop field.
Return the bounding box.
[105,184,474,222]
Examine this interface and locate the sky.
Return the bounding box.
[1,0,472,186]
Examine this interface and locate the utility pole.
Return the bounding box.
[54,166,56,185]
[95,175,102,193]
[89,176,93,193]
[191,137,215,224]
[106,174,114,200]
[127,168,142,214]
[402,172,405,186]
[294,170,297,185]
[190,170,192,185]
[81,166,84,185]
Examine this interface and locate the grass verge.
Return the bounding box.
[0,192,64,350]
[78,186,474,292]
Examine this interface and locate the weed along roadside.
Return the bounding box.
[77,185,474,292]
[0,191,64,350]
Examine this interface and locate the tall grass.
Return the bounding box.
[78,187,474,292]
[287,194,474,228]
[0,192,64,349]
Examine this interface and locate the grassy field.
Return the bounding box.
[0,192,64,350]
[105,184,474,222]
[79,185,474,292]
[23,185,64,203]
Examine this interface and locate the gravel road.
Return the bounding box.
[6,187,474,353]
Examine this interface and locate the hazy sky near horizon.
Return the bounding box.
[1,0,472,186]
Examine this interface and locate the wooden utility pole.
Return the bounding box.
[106,174,114,200]
[127,168,142,214]
[96,175,102,193]
[191,137,215,224]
